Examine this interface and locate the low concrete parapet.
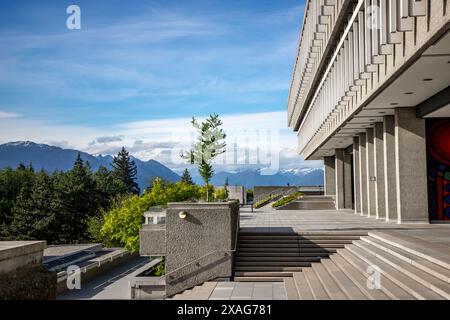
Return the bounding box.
[0,241,56,299]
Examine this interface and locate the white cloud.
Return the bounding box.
[0,111,22,119]
[0,110,322,173]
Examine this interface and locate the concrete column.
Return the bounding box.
[353,136,361,214]
[344,152,353,209]
[395,108,428,223]
[366,128,376,217]
[374,122,386,219]
[383,115,397,222]
[359,133,368,216]
[335,149,345,209]
[324,156,336,196]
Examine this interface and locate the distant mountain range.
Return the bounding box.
[0,141,324,190]
[0,141,180,191]
[191,167,324,189]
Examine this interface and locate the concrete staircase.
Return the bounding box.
[234,232,362,281]
[285,233,450,300]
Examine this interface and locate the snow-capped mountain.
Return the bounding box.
[0,141,180,191]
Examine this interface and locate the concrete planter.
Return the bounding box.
[130,259,165,300]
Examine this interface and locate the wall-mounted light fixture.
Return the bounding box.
[179,211,188,219]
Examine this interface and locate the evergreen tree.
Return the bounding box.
[181,114,226,201]
[111,147,140,195]
[93,165,127,209]
[54,153,97,243]
[10,171,57,242]
[180,168,194,185]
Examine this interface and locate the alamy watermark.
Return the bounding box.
[366,264,382,290]
[66,265,81,290]
[66,5,81,30]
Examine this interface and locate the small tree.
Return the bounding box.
[181,114,226,202]
[223,178,229,200]
[180,168,194,185]
[111,147,140,195]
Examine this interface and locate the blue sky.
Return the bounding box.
[0,0,322,172]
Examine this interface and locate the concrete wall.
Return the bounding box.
[140,225,166,256]
[226,185,247,204]
[140,201,240,297]
[0,241,56,299]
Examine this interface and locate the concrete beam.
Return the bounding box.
[374,122,386,219]
[324,156,336,196]
[394,108,428,223]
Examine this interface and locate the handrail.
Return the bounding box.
[159,215,240,282]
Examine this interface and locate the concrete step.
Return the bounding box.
[292,272,314,300]
[234,271,293,278]
[321,259,368,300]
[235,266,304,272]
[330,254,389,300]
[302,267,330,300]
[311,263,348,300]
[235,261,314,267]
[368,232,450,270]
[238,239,354,244]
[337,249,415,300]
[171,288,193,300]
[236,252,331,257]
[234,277,285,282]
[238,231,367,237]
[237,243,346,248]
[346,244,444,300]
[361,236,450,283]
[185,282,217,300]
[284,277,300,300]
[239,235,362,240]
[236,247,337,253]
[353,241,450,299]
[236,256,322,262]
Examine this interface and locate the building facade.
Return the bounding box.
[288,0,450,223]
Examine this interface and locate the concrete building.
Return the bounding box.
[287,0,450,223]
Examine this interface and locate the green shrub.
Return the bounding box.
[254,193,282,209]
[100,179,201,252]
[213,187,228,201]
[272,192,302,208]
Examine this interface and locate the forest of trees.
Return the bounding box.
[0,149,138,244]
[0,151,229,249]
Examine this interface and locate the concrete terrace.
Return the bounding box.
[240,204,446,232]
[59,198,450,300]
